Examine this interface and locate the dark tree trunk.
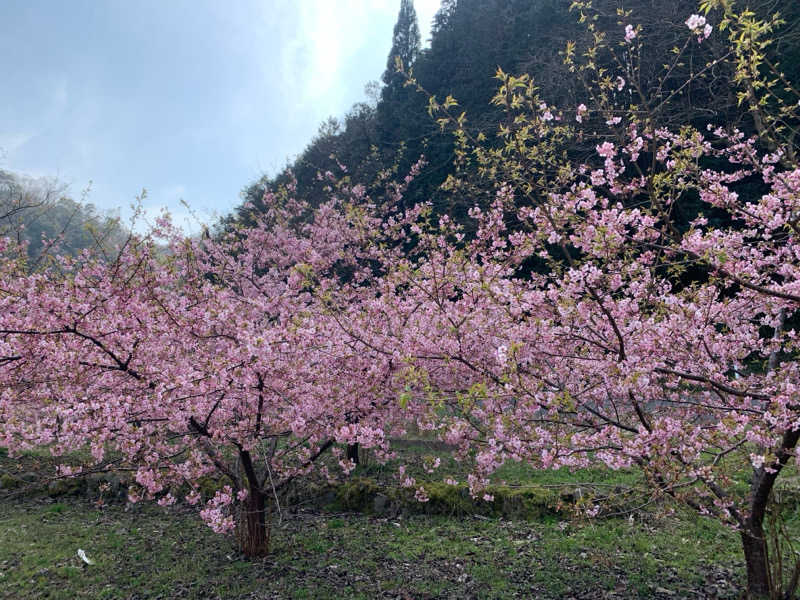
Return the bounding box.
[347,442,360,465]
[741,428,800,598]
[237,448,270,557]
[741,525,771,599]
[239,487,270,557]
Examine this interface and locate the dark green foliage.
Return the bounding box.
[376,1,424,184]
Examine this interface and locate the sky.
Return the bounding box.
[0,0,441,232]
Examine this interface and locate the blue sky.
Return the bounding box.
[0,0,439,232]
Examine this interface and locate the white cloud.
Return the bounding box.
[286,1,378,106]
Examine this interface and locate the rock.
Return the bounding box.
[105,474,126,499]
[20,472,39,484]
[85,474,104,496]
[47,479,73,497]
[85,473,127,501]
[373,493,389,515]
[655,587,675,595]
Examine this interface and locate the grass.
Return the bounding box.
[355,439,643,491]
[4,441,800,598]
[0,495,747,599]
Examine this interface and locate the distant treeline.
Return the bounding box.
[0,170,129,263]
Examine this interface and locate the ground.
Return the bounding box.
[1,444,795,598]
[0,495,745,599]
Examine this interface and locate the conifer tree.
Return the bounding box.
[381,0,421,90]
[377,0,425,209]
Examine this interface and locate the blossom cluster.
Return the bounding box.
[686,14,713,41]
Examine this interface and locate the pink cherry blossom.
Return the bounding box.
[596,141,616,159]
[576,103,588,123]
[685,14,706,30]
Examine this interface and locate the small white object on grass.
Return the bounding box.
[77,549,95,565]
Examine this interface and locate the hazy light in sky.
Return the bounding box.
[0,0,441,232]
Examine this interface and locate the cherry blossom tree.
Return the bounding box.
[358,126,797,597]
[355,3,800,596]
[0,185,404,556]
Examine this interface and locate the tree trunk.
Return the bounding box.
[347,442,360,466]
[741,525,771,599]
[741,428,800,598]
[238,487,270,557]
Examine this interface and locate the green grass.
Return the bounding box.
[354,439,642,489]
[5,441,800,598]
[0,495,748,599]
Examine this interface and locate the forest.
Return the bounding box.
[3,1,800,598]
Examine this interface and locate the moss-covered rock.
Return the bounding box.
[415,482,474,516]
[84,473,128,501]
[404,483,561,519]
[20,471,39,484]
[493,486,559,519]
[335,477,380,512]
[194,475,233,501]
[0,473,21,490]
[334,479,563,520]
[47,478,85,497]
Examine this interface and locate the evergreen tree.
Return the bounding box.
[430,0,457,38]
[381,0,421,89]
[376,0,427,210]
